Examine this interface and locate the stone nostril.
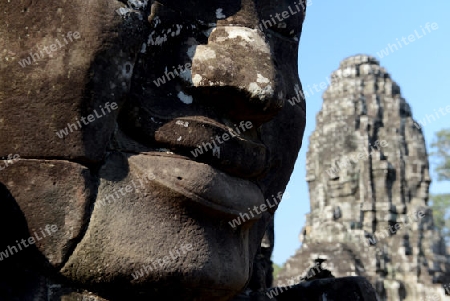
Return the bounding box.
[188,86,283,125]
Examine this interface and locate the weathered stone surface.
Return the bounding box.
[0,0,144,161]
[277,54,450,300]
[270,276,378,301]
[0,160,95,267]
[60,152,262,300]
[0,0,309,300]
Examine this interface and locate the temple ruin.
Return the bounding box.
[276,54,450,301]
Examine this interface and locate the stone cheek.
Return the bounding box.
[0,0,144,162]
[0,160,95,267]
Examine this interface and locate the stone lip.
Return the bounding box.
[128,153,266,219]
[154,116,268,178]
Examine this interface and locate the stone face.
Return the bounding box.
[277,54,450,300]
[0,0,309,300]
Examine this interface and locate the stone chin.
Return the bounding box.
[59,152,265,298]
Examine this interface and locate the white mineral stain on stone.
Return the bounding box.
[175,120,189,127]
[207,80,226,86]
[215,36,227,43]
[116,7,131,16]
[177,91,193,104]
[224,27,255,42]
[193,74,202,85]
[177,136,182,141]
[216,8,226,19]
[248,82,274,98]
[248,82,261,93]
[257,74,270,83]
[221,27,270,53]
[194,47,216,61]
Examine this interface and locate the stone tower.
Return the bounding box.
[276,54,450,300]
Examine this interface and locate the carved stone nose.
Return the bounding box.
[187,26,284,124]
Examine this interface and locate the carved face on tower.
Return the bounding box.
[0,0,306,299]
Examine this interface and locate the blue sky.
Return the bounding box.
[273,0,450,265]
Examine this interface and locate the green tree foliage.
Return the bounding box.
[431,128,450,181]
[429,128,450,245]
[272,263,282,280]
[430,193,450,243]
